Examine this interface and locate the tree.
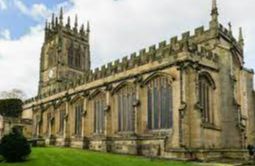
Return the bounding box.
[0,127,31,162]
[0,89,27,101]
[0,98,23,117]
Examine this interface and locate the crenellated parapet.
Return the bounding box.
[24,25,221,104]
[218,24,244,56]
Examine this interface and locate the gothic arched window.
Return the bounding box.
[48,48,56,67]
[75,48,82,69]
[33,114,40,138]
[59,109,65,135]
[199,73,215,124]
[68,43,82,69]
[68,43,74,67]
[74,103,83,136]
[93,92,106,134]
[46,112,51,137]
[116,84,136,132]
[147,76,173,130]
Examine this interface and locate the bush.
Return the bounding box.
[0,98,23,117]
[0,128,31,162]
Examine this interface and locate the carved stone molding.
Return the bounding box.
[82,110,87,117]
[104,105,111,112]
[178,102,187,118]
[132,99,140,107]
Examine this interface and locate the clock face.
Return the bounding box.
[48,70,54,79]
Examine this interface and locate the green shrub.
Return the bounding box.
[0,98,23,117]
[0,128,31,162]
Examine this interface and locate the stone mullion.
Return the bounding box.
[82,98,87,138]
[39,112,42,137]
[97,100,100,134]
[100,100,103,134]
[158,79,161,129]
[126,94,129,131]
[97,101,99,134]
[116,95,120,132]
[120,94,123,132]
[128,93,132,131]
[94,101,97,134]
[47,110,51,138]
[210,88,214,124]
[134,79,142,134]
[125,94,128,131]
[151,84,154,129]
[134,84,138,134]
[63,101,69,140]
[105,92,110,136]
[71,105,75,137]
[125,93,128,131]
[93,101,95,134]
[36,121,40,138]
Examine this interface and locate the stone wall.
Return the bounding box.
[0,116,31,139]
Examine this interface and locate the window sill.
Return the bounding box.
[117,131,136,136]
[56,133,64,137]
[201,123,221,131]
[71,134,82,138]
[147,128,172,136]
[45,135,56,139]
[91,133,106,138]
[71,136,83,141]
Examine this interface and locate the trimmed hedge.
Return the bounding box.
[0,98,22,117]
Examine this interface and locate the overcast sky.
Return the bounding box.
[0,0,254,98]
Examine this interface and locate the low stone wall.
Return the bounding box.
[164,149,248,161]
[70,137,84,149]
[55,137,65,146]
[43,137,249,161]
[45,137,56,145]
[109,139,138,155]
[89,140,107,152]
[29,138,46,147]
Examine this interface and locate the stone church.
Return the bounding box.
[22,0,255,160]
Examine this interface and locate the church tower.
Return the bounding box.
[38,8,91,95]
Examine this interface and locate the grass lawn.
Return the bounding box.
[0,147,195,166]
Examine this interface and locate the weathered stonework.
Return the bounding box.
[0,116,32,139]
[22,0,255,160]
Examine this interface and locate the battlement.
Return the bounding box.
[218,24,243,53]
[24,26,221,104]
